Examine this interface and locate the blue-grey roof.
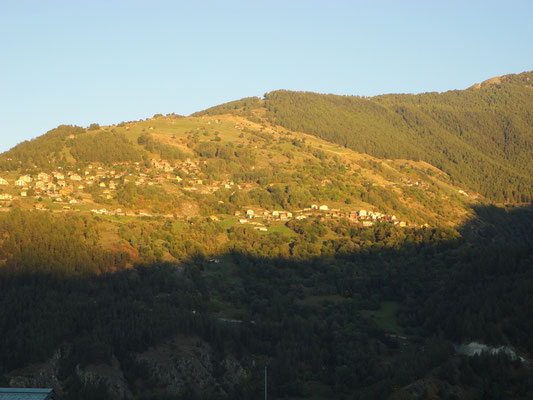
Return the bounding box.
[0,388,59,400]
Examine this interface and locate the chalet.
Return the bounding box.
[70,174,82,181]
[239,219,248,224]
[362,220,374,227]
[20,175,32,183]
[53,172,65,180]
[35,181,46,190]
[0,194,13,200]
[57,180,67,187]
[20,191,27,197]
[358,210,368,217]
[37,172,52,182]
[0,178,7,185]
[99,182,107,188]
[15,179,26,187]
[311,204,318,210]
[234,211,241,216]
[246,209,255,217]
[272,211,280,217]
[0,388,61,399]
[319,205,329,211]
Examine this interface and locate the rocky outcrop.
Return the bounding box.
[75,355,132,399]
[7,344,131,399]
[5,335,245,399]
[136,335,245,397]
[8,346,65,395]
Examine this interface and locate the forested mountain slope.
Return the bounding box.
[0,112,480,228]
[0,72,532,399]
[196,71,533,203]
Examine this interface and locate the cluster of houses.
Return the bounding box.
[1,157,412,228]
[0,158,204,204]
[0,168,117,203]
[236,204,408,227]
[400,176,429,189]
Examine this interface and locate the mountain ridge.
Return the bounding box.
[194,71,533,203]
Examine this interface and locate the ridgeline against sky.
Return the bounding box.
[1,0,532,152]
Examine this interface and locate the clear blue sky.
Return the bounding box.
[1,0,532,152]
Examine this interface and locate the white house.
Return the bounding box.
[20,175,32,183]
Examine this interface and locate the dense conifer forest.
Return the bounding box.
[196,71,533,203]
[0,206,532,399]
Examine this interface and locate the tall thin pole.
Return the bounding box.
[264,365,267,400]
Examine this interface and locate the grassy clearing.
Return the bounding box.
[361,301,404,334]
[264,223,296,237]
[217,216,239,230]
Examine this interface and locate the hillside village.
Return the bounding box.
[0,156,414,229]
